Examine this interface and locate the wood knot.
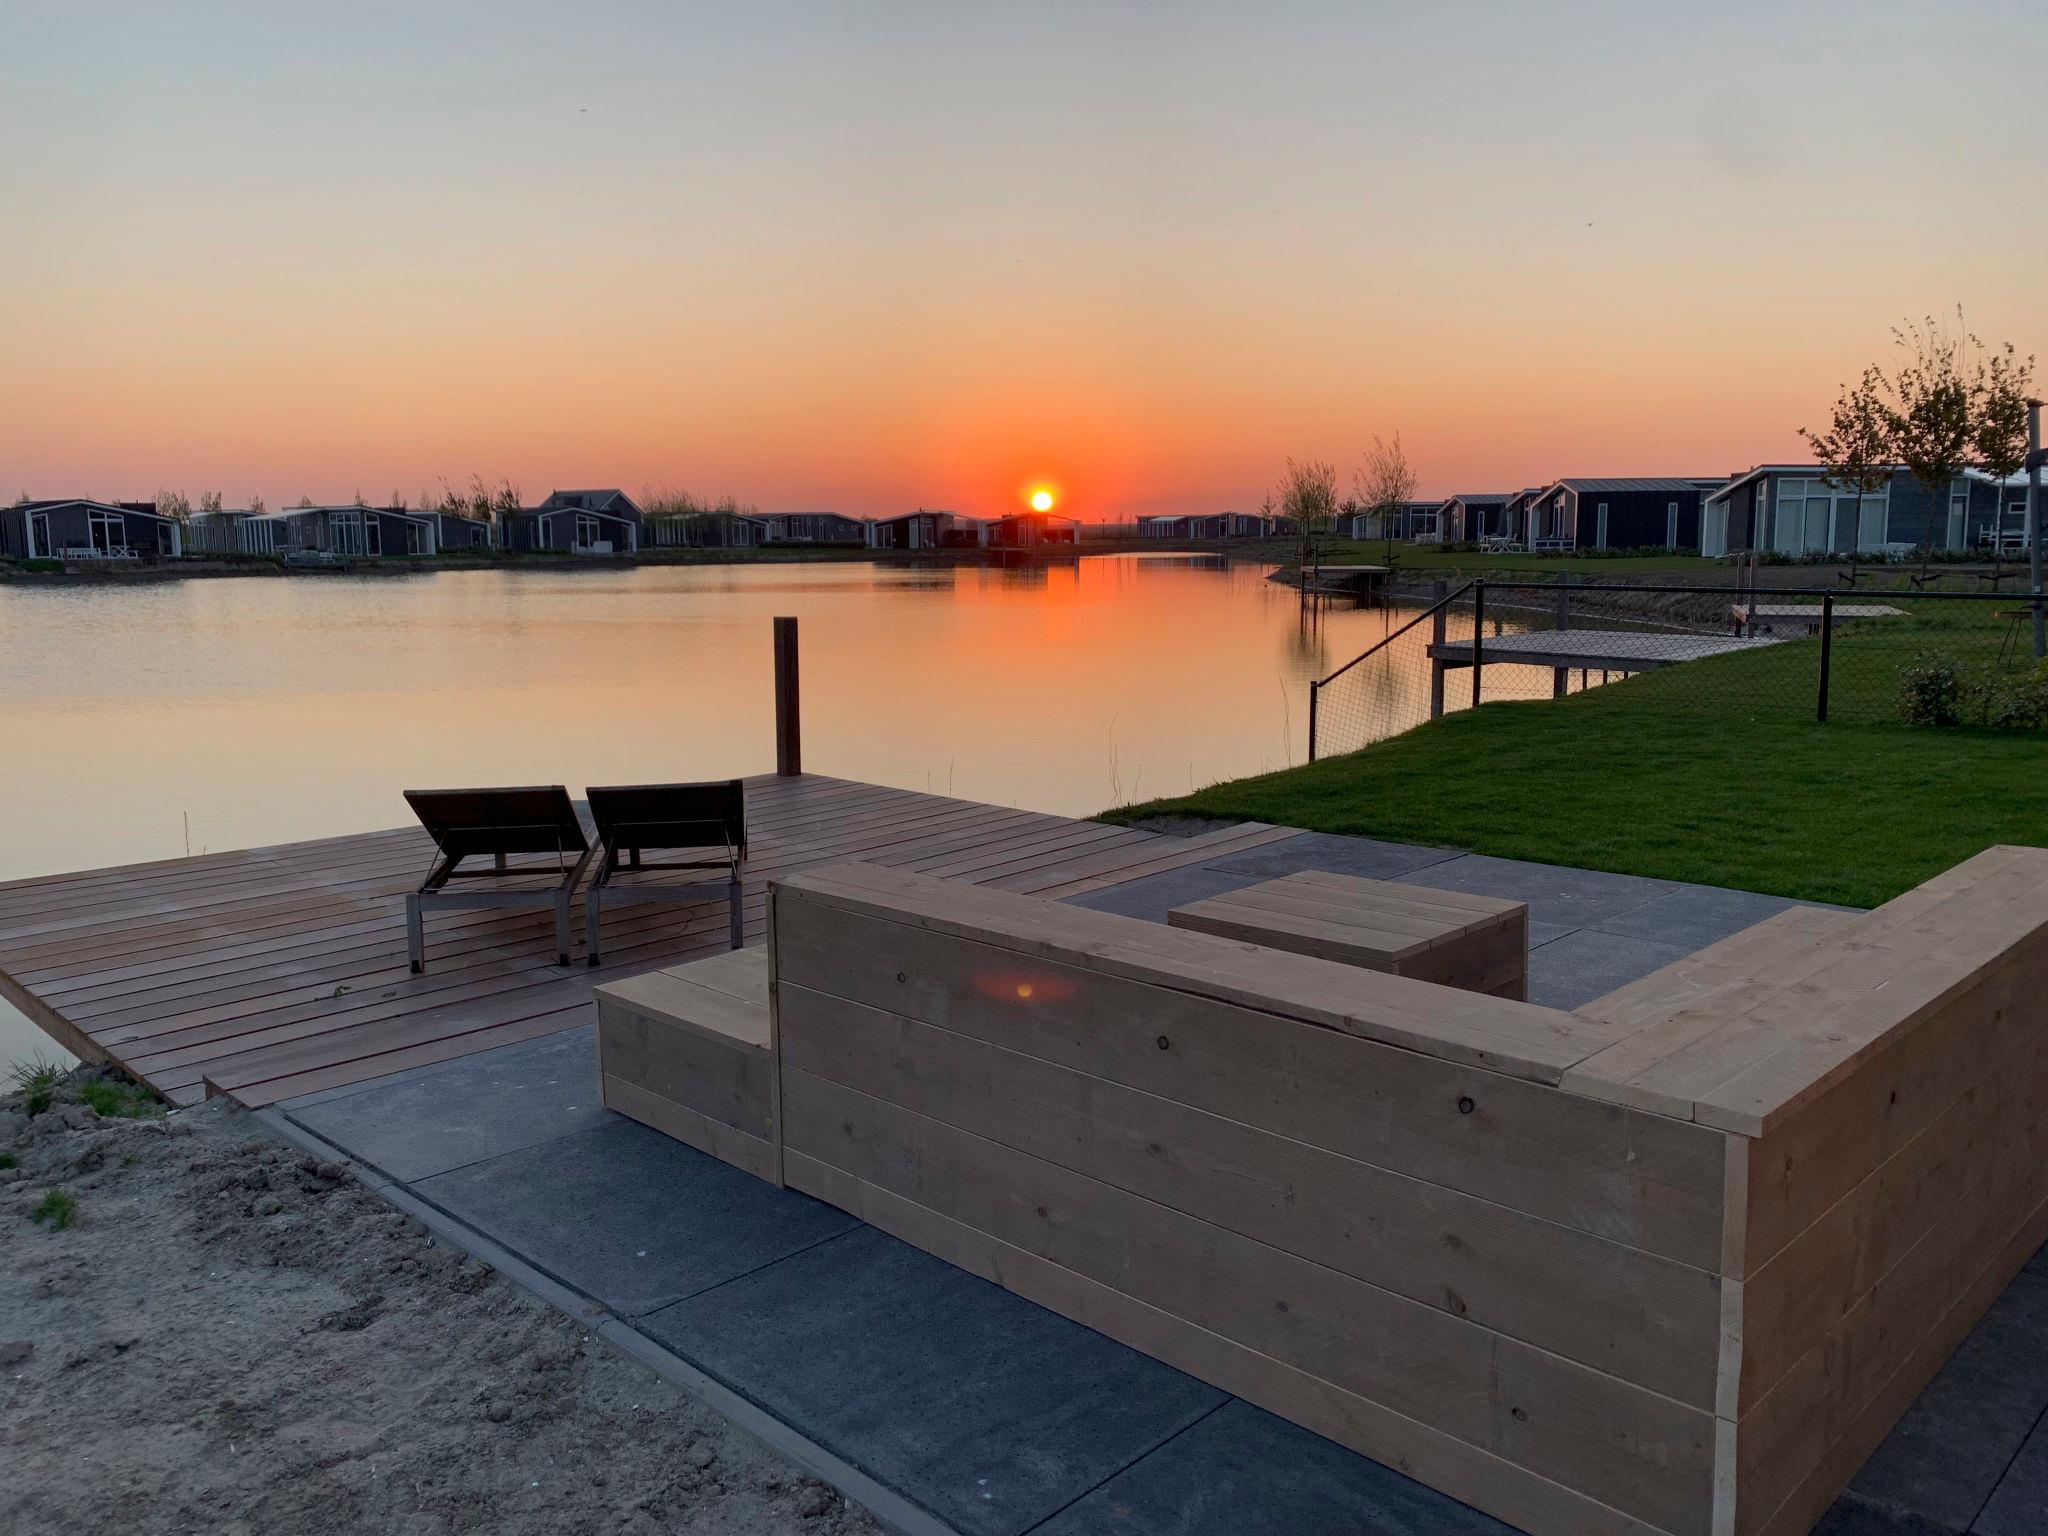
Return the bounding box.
[1457,1096,1475,1115]
[1156,1035,1172,1051]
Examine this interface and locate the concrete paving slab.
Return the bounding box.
[413,1117,857,1317]
[639,1225,1225,1536]
[1400,852,1681,929]
[288,1026,609,1182]
[1063,863,1261,923]
[1588,883,1820,948]
[1851,1254,2048,1533]
[1033,1397,1517,1535]
[1524,927,1695,1011]
[1200,831,1464,883]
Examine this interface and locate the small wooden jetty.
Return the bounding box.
[1731,601,1905,634]
[0,774,1293,1111]
[1429,628,1780,674]
[1299,562,1389,596]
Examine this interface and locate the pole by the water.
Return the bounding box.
[774,616,802,776]
[2027,399,2043,661]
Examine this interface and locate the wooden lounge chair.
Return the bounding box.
[584,780,748,965]
[402,786,594,972]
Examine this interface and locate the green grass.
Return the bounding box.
[1112,604,2048,909]
[1324,540,1714,575]
[8,1056,68,1117]
[76,1075,160,1120]
[30,1190,77,1230]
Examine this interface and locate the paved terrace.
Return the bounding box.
[6,790,2048,1533]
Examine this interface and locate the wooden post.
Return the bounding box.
[1553,573,1570,698]
[774,616,801,776]
[1470,581,1485,709]
[1428,579,1447,720]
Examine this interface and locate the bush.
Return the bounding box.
[1898,653,2048,731]
[7,1055,67,1116]
[30,1189,77,1230]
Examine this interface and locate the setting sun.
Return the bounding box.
[1029,489,1054,512]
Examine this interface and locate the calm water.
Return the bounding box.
[2,554,1442,1066]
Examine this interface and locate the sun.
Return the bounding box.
[1029,488,1055,513]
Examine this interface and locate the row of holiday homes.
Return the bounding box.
[1297,468,2035,557]
[4,470,2035,564]
[0,492,1086,563]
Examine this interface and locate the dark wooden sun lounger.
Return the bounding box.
[402,786,594,972]
[584,780,748,964]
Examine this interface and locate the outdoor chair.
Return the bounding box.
[402,786,594,972]
[584,780,748,965]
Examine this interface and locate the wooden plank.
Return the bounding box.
[772,886,1729,1269]
[782,1068,1717,1536]
[790,1150,1674,1536]
[778,979,1724,1405]
[595,993,771,1141]
[603,1072,776,1182]
[775,865,1631,1085]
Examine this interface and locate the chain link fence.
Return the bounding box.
[1308,579,2048,760]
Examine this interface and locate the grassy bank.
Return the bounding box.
[1111,613,2048,908]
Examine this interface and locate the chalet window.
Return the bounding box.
[576,513,601,548]
[89,509,124,554]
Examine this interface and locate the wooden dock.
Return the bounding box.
[0,774,1294,1111]
[1428,627,1780,674]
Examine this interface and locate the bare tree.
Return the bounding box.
[1800,368,1891,570]
[491,479,522,523]
[294,495,314,508]
[156,489,192,520]
[1280,457,1340,566]
[247,495,268,516]
[1973,341,2037,573]
[198,490,224,517]
[1355,432,1417,555]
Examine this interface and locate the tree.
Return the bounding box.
[389,488,408,511]
[156,489,191,520]
[247,495,268,516]
[1355,432,1417,556]
[1799,367,1890,565]
[198,490,223,517]
[1280,457,1339,566]
[1973,340,2036,570]
[295,495,314,508]
[1880,313,1976,576]
[490,479,522,523]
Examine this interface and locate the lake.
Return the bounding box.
[1,553,1450,1066]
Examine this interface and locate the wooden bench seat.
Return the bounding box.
[1167,869,1528,998]
[594,946,774,1180]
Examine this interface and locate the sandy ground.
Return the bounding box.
[0,1071,881,1536]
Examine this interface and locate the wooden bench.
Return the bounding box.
[608,849,2048,1536]
[1167,870,1527,999]
[593,947,775,1181]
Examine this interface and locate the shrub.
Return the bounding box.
[1898,653,2048,731]
[77,1075,159,1119]
[7,1056,68,1117]
[1898,652,1967,726]
[30,1189,77,1230]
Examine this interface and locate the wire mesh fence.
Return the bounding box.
[1308,579,2048,760]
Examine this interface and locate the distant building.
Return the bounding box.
[1,499,184,561]
[1701,466,2014,558]
[184,509,290,556]
[986,511,1079,547]
[502,489,644,555]
[1344,501,1442,540]
[424,510,495,551]
[868,509,983,550]
[262,505,439,557]
[1140,513,1277,539]
[757,512,868,545]
[1439,494,1513,544]
[1523,478,1719,551]
[1500,488,1547,547]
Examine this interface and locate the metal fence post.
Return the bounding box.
[1553,573,1570,697]
[1470,580,1486,709]
[1816,591,1833,725]
[774,616,801,775]
[1429,578,1448,719]
[1307,681,1320,763]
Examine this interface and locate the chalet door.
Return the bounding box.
[28,512,49,558]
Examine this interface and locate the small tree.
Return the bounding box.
[294,495,314,509]
[1280,457,1339,566]
[389,488,408,511]
[1880,313,1975,576]
[1355,432,1417,558]
[1973,340,2036,572]
[490,479,522,523]
[247,495,268,516]
[156,489,191,521]
[1800,367,1891,569]
[198,490,224,517]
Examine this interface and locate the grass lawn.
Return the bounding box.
[1110,605,2048,909]
[1326,541,1715,576]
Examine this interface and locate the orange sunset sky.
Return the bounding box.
[3,2,2045,519]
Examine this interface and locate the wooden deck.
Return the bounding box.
[1428,627,1781,673]
[0,774,1294,1111]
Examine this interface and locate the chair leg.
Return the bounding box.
[586,886,603,967]
[406,894,425,973]
[728,875,743,950]
[555,889,573,967]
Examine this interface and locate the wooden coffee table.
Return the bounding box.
[1167,870,1528,999]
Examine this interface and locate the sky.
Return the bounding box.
[2,1,2044,519]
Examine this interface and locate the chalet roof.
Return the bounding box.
[15,498,177,524]
[1549,478,1717,494]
